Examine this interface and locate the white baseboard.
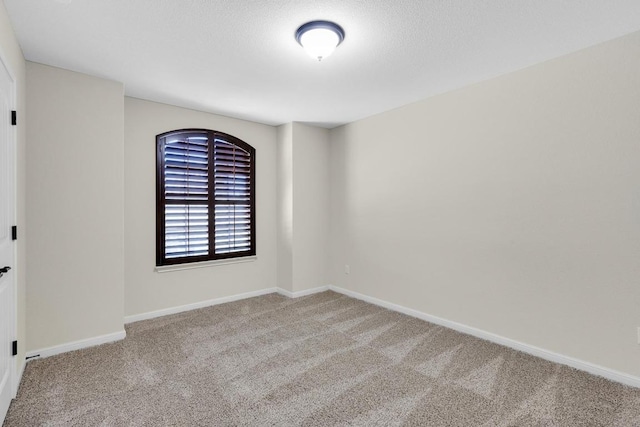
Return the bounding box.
[276,285,329,299]
[25,284,636,389]
[124,287,279,324]
[26,286,327,361]
[328,285,640,389]
[25,330,126,361]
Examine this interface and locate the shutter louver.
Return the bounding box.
[214,205,251,253]
[164,135,209,201]
[165,205,209,258]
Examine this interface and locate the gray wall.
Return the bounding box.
[277,122,330,293]
[276,123,293,292]
[291,123,330,291]
[26,62,125,351]
[328,31,640,376]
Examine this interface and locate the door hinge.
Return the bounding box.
[12,340,17,357]
[11,225,17,241]
[11,110,16,126]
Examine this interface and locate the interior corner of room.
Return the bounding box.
[1,2,640,422]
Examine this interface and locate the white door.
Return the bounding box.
[0,55,16,423]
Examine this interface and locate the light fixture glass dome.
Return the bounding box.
[295,21,345,61]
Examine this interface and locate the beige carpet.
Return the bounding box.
[4,291,640,426]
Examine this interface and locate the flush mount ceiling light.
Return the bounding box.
[295,20,345,62]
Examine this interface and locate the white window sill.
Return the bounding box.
[155,256,257,273]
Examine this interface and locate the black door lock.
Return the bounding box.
[0,266,10,278]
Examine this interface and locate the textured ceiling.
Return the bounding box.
[5,0,640,128]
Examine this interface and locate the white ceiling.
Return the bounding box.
[5,1,640,128]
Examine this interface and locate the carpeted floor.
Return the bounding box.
[3,291,640,426]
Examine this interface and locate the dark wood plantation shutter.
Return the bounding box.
[213,136,254,254]
[156,129,255,266]
[160,131,210,262]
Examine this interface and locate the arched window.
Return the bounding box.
[156,129,255,266]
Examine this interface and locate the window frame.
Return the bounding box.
[156,128,256,266]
